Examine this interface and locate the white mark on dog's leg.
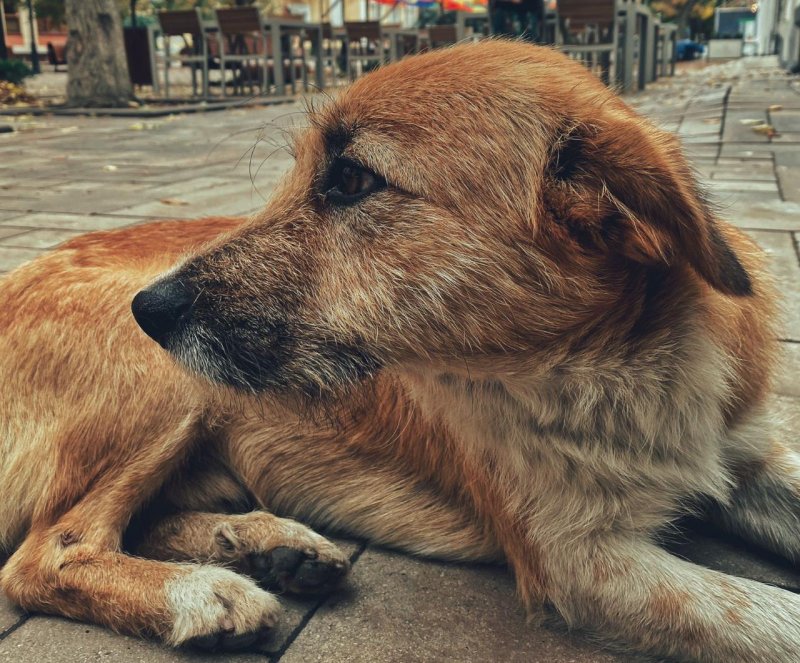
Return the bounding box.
[164,565,280,646]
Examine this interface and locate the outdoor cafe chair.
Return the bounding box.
[344,21,386,81]
[320,23,342,87]
[557,0,619,85]
[157,9,209,98]
[426,24,459,50]
[213,7,270,97]
[272,17,312,95]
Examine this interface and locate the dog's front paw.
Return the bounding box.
[165,566,280,650]
[214,515,350,594]
[248,544,350,593]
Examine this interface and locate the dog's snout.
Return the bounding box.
[131,279,194,347]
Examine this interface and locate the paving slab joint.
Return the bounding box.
[715,85,733,164]
[270,540,369,662]
[0,613,29,643]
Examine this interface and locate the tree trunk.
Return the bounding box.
[0,3,9,61]
[65,0,132,108]
[676,0,699,40]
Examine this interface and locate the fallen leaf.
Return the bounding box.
[129,121,159,131]
[159,198,190,206]
[751,123,777,137]
[768,104,783,111]
[740,119,762,125]
[102,165,118,171]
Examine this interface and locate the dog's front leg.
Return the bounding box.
[710,436,800,563]
[542,534,800,662]
[136,510,350,593]
[1,528,280,649]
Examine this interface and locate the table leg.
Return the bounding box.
[270,23,285,95]
[314,27,324,91]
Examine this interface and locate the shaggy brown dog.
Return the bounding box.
[1,41,798,661]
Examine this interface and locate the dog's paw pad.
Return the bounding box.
[187,625,272,652]
[249,546,349,593]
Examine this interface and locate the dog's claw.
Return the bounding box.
[248,546,349,593]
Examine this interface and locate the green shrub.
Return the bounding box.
[0,59,34,85]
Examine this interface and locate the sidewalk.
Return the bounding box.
[0,57,799,663]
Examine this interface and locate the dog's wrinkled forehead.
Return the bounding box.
[298,42,597,210]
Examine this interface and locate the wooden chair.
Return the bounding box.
[558,0,617,43]
[214,7,269,96]
[427,25,459,49]
[344,21,385,81]
[557,0,618,85]
[320,24,345,87]
[273,18,311,95]
[158,9,208,98]
[46,42,66,71]
[490,0,546,41]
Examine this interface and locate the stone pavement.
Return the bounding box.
[0,57,799,662]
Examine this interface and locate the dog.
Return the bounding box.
[1,40,799,661]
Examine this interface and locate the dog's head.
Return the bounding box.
[132,41,751,401]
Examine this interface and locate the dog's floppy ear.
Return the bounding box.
[545,118,752,297]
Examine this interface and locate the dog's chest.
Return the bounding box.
[401,344,734,530]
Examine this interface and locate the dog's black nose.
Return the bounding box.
[131,279,194,346]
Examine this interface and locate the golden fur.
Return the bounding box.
[1,41,798,660]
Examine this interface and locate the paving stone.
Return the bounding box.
[770,110,800,134]
[0,594,24,636]
[709,190,783,207]
[707,180,779,192]
[718,147,776,159]
[716,156,775,166]
[725,199,800,232]
[722,110,770,144]
[710,169,776,182]
[0,228,85,250]
[745,230,800,341]
[776,166,800,203]
[774,150,800,167]
[0,227,30,241]
[0,247,45,272]
[771,133,800,143]
[0,617,265,663]
[281,548,645,663]
[0,213,137,232]
[112,180,266,219]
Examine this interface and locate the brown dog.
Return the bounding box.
[1,41,799,661]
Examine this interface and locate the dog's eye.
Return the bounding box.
[325,159,384,205]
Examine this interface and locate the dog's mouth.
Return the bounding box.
[132,282,381,398]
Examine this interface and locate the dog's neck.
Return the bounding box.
[397,270,734,518]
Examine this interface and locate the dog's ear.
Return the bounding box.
[544,118,751,297]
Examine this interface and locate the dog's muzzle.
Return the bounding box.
[131,279,195,348]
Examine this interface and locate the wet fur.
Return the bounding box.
[1,42,798,661]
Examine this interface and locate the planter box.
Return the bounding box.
[708,38,742,59]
